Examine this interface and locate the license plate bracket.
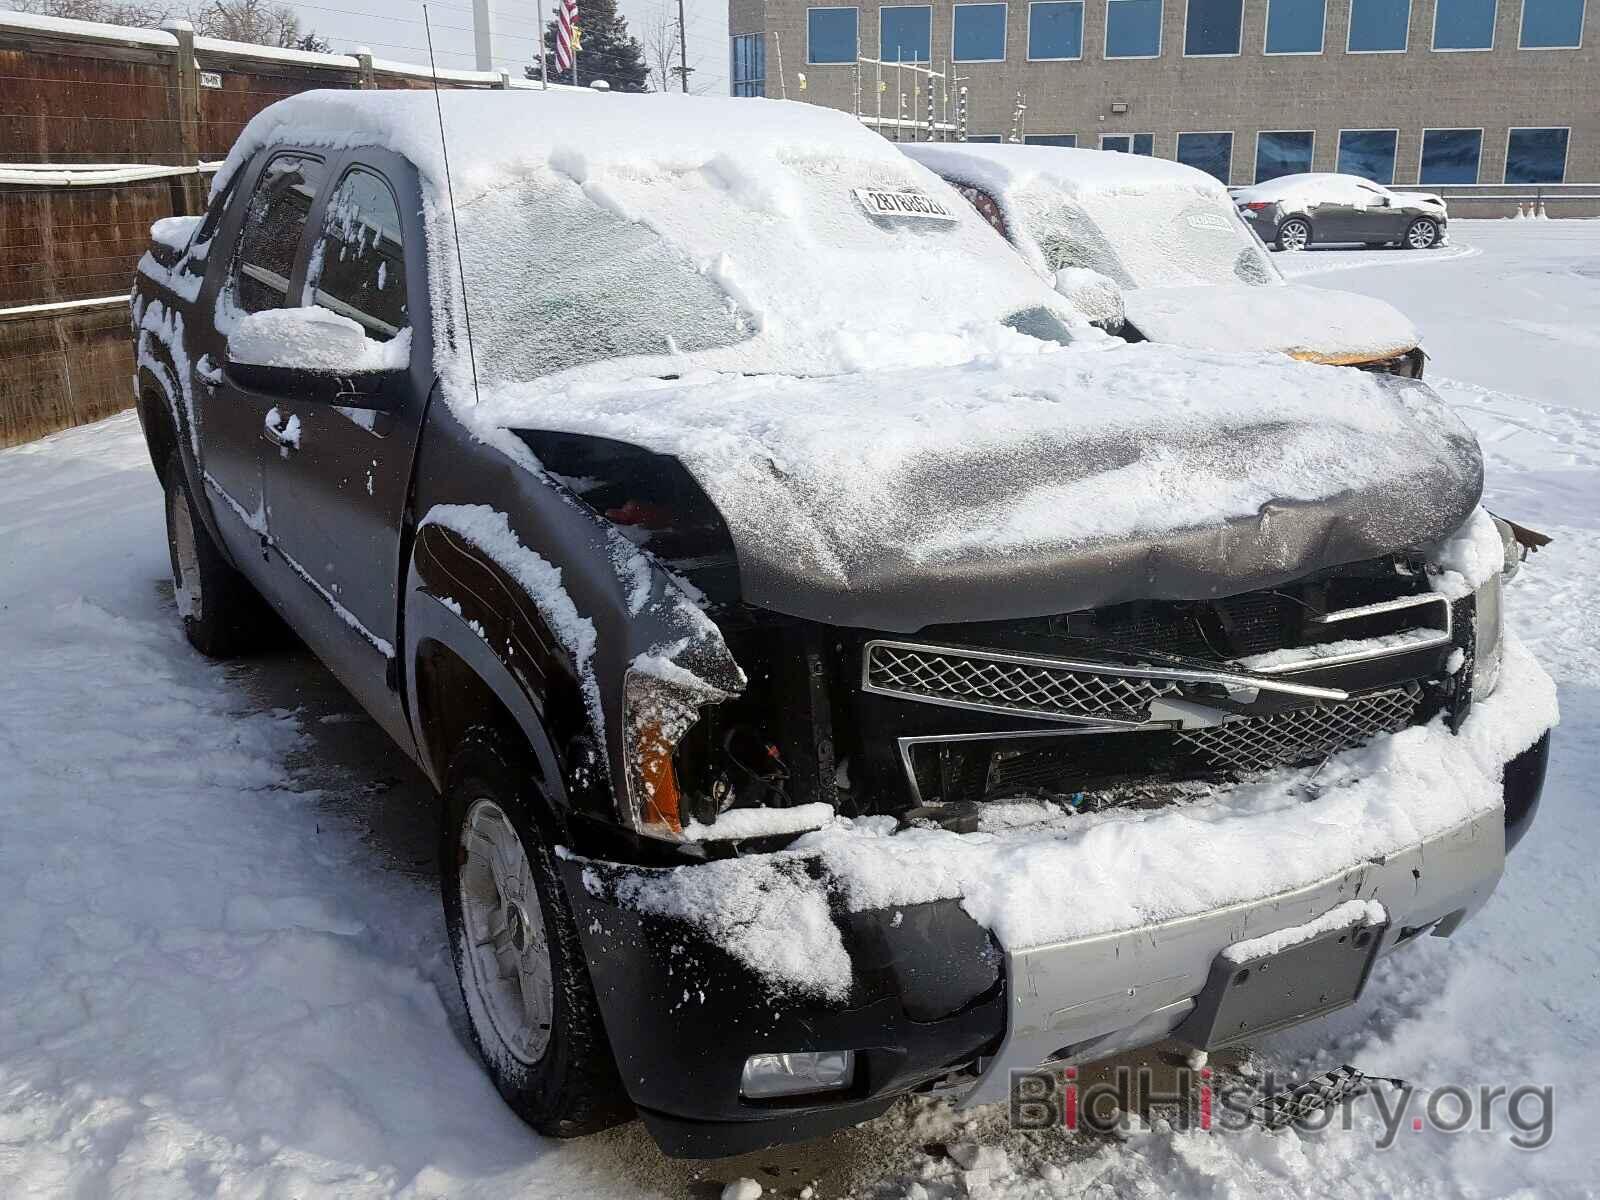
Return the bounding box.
[1176,920,1387,1050]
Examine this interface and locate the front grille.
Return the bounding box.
[865,641,1180,723]
[1175,684,1422,774]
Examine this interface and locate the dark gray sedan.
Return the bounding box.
[1232,173,1449,251]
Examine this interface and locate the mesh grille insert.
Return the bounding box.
[865,642,1181,722]
[1176,685,1422,774]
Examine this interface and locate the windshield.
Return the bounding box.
[1018,186,1281,290]
[451,154,1083,386]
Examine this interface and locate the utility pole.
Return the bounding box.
[471,0,494,70]
[676,0,691,91]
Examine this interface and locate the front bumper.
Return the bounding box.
[561,731,1548,1157]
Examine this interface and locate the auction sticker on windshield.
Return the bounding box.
[853,188,958,221]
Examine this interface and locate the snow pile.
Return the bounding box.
[1122,282,1419,361]
[227,306,412,372]
[681,802,836,842]
[594,635,1554,1000]
[1232,173,1382,212]
[149,214,201,250]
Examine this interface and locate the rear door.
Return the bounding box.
[197,151,328,565]
[254,150,431,744]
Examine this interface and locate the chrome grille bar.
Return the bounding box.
[862,639,1345,726]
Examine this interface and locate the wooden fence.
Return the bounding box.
[0,11,558,447]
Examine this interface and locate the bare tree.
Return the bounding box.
[4,0,177,23]
[639,5,679,92]
[3,0,330,50]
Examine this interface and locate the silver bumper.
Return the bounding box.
[958,807,1504,1109]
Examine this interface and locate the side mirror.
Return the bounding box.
[225,306,410,409]
[1052,267,1126,333]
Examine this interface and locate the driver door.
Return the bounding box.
[250,151,431,745]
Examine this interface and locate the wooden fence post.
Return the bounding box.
[355,46,375,88]
[161,18,206,214]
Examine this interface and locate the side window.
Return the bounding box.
[231,153,327,315]
[304,167,409,342]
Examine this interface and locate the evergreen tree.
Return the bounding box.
[525,0,650,93]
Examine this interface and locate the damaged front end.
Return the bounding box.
[526,425,1550,1158]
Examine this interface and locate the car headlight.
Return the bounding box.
[1471,571,1503,701]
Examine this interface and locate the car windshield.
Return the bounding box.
[1016,185,1281,290]
[451,153,1082,385]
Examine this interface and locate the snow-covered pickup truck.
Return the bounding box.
[131,90,1555,1159]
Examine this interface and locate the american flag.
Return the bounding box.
[554,0,579,74]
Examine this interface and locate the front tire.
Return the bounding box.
[163,450,276,657]
[1275,217,1312,252]
[441,727,629,1137]
[1405,217,1441,250]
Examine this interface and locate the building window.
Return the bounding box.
[1102,133,1155,154]
[1347,0,1411,49]
[1106,0,1163,54]
[1420,128,1483,182]
[807,7,859,63]
[1255,130,1314,180]
[730,33,766,95]
[1519,0,1585,45]
[881,4,933,61]
[1337,129,1398,181]
[1028,0,1084,57]
[1265,0,1326,50]
[954,2,1009,58]
[1177,131,1233,181]
[965,134,1005,142]
[1505,127,1569,182]
[1025,133,1078,145]
[1433,0,1497,47]
[1185,0,1244,52]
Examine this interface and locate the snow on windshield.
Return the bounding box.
[452,149,1083,385]
[1015,184,1279,290]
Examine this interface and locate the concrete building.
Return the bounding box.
[728,0,1595,208]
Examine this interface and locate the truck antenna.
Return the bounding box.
[423,5,481,404]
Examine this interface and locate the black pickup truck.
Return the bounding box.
[131,89,1553,1158]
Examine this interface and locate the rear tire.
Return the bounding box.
[1275,217,1312,252]
[440,726,630,1137]
[163,450,276,658]
[1405,217,1441,250]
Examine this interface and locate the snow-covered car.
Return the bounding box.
[905,143,1427,377]
[1231,172,1450,252]
[131,90,1554,1159]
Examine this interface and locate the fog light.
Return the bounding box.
[739,1051,856,1099]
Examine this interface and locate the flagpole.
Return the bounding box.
[535,0,548,87]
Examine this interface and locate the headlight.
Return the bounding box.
[1472,571,1504,701]
[621,665,736,840]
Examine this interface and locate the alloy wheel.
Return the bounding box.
[458,798,555,1065]
[1278,220,1310,251]
[1407,220,1438,249]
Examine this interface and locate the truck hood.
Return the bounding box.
[480,342,1481,631]
[1122,283,1420,365]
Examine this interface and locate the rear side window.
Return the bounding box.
[231,153,327,315]
[305,167,408,341]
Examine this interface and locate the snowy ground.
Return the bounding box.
[1,220,1596,1198]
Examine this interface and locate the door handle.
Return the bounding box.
[263,407,301,452]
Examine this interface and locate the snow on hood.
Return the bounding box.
[1122,283,1420,363]
[470,342,1483,630]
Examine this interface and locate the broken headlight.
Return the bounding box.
[622,666,729,840]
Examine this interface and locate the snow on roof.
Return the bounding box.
[903,142,1229,203]
[1231,173,1377,204]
